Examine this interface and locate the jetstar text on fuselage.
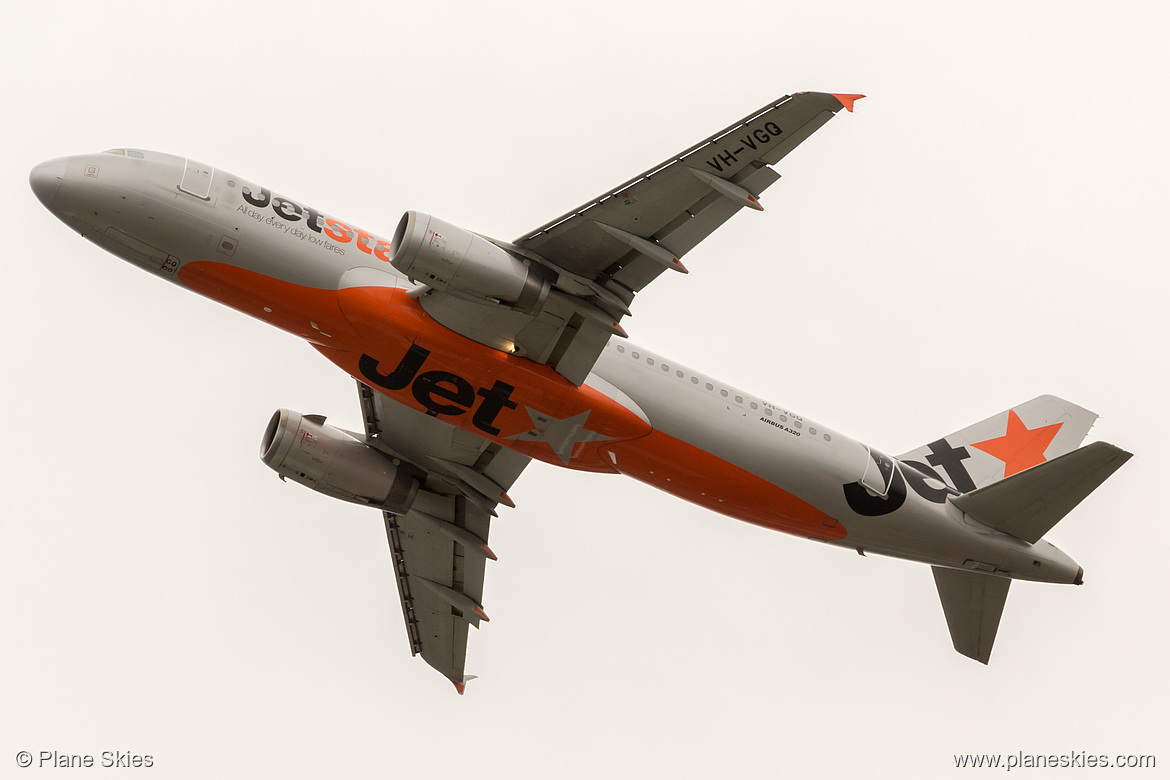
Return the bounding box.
[240,183,393,261]
[359,345,519,436]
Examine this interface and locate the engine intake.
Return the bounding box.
[390,211,548,312]
[260,409,419,513]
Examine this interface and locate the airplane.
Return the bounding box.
[29,92,1130,693]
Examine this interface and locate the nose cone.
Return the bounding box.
[30,158,68,210]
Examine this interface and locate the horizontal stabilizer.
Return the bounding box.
[949,442,1131,544]
[932,566,1011,664]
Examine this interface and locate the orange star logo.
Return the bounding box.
[972,410,1063,478]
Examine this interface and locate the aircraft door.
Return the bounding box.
[178,158,214,200]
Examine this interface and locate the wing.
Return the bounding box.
[516,91,861,292]
[417,91,862,385]
[357,381,530,693]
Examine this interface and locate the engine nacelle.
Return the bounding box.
[260,409,419,513]
[389,210,549,312]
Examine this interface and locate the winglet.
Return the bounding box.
[830,93,866,113]
[453,674,478,695]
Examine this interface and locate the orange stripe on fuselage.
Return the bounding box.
[602,430,847,540]
[176,260,846,540]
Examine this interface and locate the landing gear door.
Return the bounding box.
[860,447,896,497]
[179,159,214,200]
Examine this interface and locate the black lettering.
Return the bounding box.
[273,197,303,222]
[843,468,906,516]
[925,439,977,493]
[241,184,270,208]
[902,460,960,504]
[740,135,758,151]
[752,128,771,145]
[842,449,906,516]
[304,205,325,233]
[718,150,737,167]
[359,345,430,391]
[706,158,724,172]
[472,381,518,435]
[412,371,474,417]
[764,121,782,136]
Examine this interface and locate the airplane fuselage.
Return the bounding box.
[30,149,1083,586]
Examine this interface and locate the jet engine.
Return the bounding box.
[389,210,549,313]
[260,409,419,513]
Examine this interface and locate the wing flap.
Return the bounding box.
[614,163,783,291]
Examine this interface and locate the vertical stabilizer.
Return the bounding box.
[898,395,1098,493]
[932,567,1011,664]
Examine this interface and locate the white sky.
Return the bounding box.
[3,2,1167,777]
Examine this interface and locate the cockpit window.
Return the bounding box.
[127,150,144,158]
[102,149,145,158]
[103,148,126,155]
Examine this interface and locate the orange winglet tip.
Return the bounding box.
[474,607,490,622]
[672,258,690,274]
[481,544,498,561]
[453,681,466,695]
[830,93,866,113]
[499,492,516,508]
[613,322,629,338]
